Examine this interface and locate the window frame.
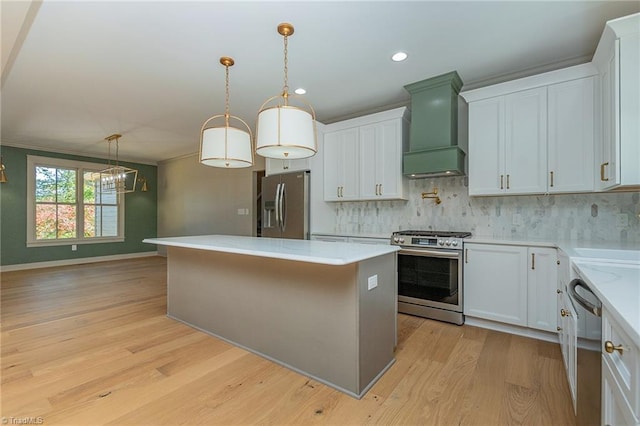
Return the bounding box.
[26,155,125,247]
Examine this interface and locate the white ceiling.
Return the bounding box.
[2,1,639,164]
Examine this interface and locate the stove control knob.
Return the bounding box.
[452,240,458,247]
[393,237,399,243]
[445,240,451,246]
[399,238,405,244]
[438,239,444,246]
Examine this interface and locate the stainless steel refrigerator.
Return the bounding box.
[261,170,310,239]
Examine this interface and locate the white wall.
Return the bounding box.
[157,153,266,253]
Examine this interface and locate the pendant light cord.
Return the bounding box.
[224,64,230,127]
[282,33,289,101]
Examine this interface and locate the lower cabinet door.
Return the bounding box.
[527,247,558,332]
[602,359,639,426]
[463,243,528,326]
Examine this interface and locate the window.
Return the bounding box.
[27,156,124,247]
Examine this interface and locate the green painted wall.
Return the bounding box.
[0,145,157,266]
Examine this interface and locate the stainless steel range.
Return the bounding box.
[391,230,471,325]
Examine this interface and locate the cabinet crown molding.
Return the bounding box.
[323,107,409,133]
[460,63,597,103]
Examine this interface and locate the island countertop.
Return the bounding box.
[143,235,398,265]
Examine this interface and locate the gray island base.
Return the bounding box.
[145,236,398,399]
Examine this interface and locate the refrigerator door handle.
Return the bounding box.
[279,183,286,232]
[274,183,281,229]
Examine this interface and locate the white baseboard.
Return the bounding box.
[0,251,159,272]
[464,316,560,344]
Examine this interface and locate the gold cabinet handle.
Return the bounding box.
[550,171,554,187]
[600,162,609,182]
[375,184,378,196]
[604,341,624,354]
[531,253,535,270]
[507,174,510,189]
[560,309,570,317]
[379,184,382,196]
[500,174,504,190]
[465,249,468,263]
[341,187,343,197]
[337,186,340,198]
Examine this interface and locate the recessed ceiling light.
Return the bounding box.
[391,51,408,62]
[294,88,307,95]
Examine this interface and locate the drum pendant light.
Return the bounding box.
[200,57,253,168]
[255,23,317,160]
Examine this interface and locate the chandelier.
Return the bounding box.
[200,57,253,168]
[98,134,138,194]
[255,23,317,160]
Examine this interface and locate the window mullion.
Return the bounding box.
[78,168,83,241]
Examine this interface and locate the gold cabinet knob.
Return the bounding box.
[560,309,570,317]
[557,289,562,294]
[557,326,562,332]
[604,341,624,354]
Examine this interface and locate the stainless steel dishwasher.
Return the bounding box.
[569,277,602,426]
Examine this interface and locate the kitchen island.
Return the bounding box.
[143,235,399,399]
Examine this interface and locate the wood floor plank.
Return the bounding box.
[1,257,577,425]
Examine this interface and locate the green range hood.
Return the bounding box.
[403,71,465,177]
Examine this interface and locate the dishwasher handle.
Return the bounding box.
[569,278,601,317]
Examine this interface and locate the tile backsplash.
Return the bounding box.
[332,177,640,244]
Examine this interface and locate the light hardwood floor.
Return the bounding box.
[1,257,576,425]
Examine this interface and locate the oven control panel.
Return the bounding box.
[391,234,466,249]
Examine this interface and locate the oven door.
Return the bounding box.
[397,248,462,312]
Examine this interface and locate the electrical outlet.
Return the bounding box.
[616,213,629,228]
[367,275,378,291]
[71,244,77,251]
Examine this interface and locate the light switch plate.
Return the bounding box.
[367,275,378,290]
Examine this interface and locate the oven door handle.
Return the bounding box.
[399,248,461,259]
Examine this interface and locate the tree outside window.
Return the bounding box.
[27,155,125,247]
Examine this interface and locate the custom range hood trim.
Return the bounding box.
[403,71,466,177]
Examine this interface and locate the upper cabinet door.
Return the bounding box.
[468,97,505,195]
[504,87,548,195]
[359,119,406,200]
[547,77,595,193]
[323,128,359,201]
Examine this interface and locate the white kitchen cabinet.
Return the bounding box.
[347,237,389,245]
[464,243,528,326]
[467,97,504,195]
[311,234,389,245]
[464,242,559,332]
[467,87,547,195]
[265,157,309,176]
[323,107,408,202]
[527,247,558,332]
[311,235,349,243]
[463,63,599,197]
[593,14,640,190]
[603,360,639,426]
[359,119,407,200]
[602,307,640,424]
[547,77,595,193]
[323,128,359,201]
[557,249,578,413]
[560,289,578,413]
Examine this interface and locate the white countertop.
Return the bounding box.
[571,259,640,346]
[143,235,399,266]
